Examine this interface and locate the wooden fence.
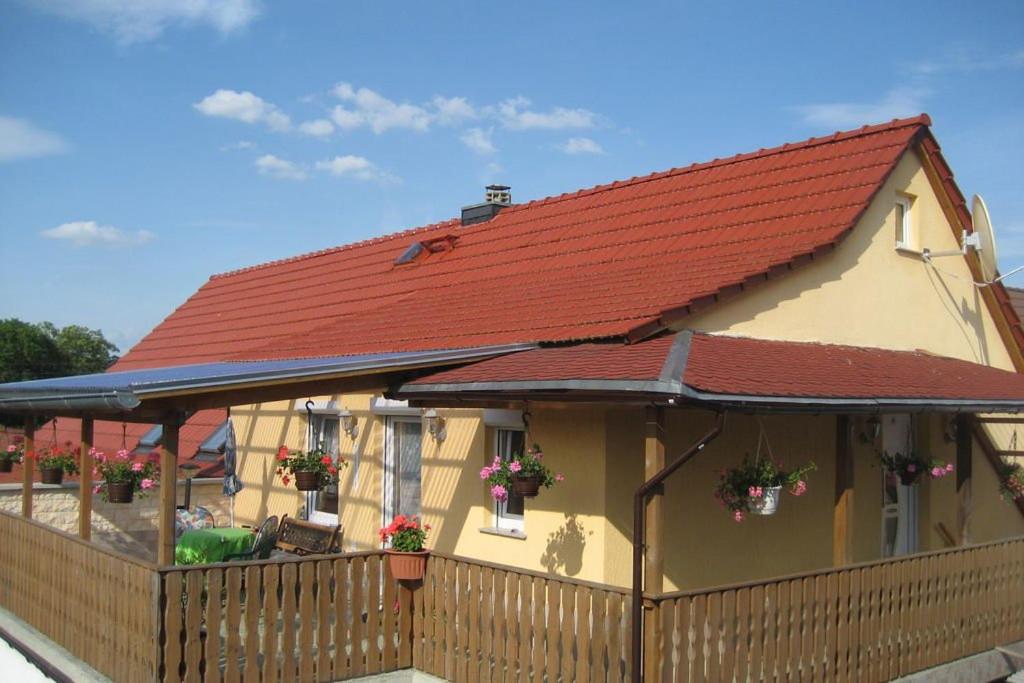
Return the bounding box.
[160,551,410,682]
[0,511,160,682]
[651,536,1024,682]
[413,552,633,682]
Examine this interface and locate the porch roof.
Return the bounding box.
[0,343,534,419]
[397,331,1024,412]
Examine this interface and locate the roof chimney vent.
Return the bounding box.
[461,185,512,226]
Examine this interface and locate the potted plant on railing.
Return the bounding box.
[997,461,1024,502]
[879,451,953,486]
[714,454,816,522]
[0,443,22,473]
[93,448,157,503]
[37,443,79,485]
[275,445,347,491]
[481,443,564,501]
[380,514,431,581]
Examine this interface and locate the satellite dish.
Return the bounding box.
[971,194,999,281]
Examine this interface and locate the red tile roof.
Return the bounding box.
[402,332,1024,405]
[115,116,935,371]
[0,410,226,485]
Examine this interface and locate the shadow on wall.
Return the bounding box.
[540,512,592,576]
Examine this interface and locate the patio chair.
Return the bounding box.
[223,515,279,562]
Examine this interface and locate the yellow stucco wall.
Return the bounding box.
[686,150,1015,371]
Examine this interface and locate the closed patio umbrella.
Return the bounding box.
[222,417,244,526]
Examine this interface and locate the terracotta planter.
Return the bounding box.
[40,467,64,485]
[750,486,783,516]
[898,470,922,486]
[511,474,542,498]
[294,470,323,491]
[106,481,135,504]
[0,459,12,473]
[387,549,429,581]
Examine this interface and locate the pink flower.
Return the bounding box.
[490,484,508,502]
[748,486,763,498]
[6,445,14,453]
[791,480,807,497]
[946,463,954,473]
[140,478,154,490]
[509,461,522,473]
[479,466,492,480]
[92,485,101,494]
[132,462,144,472]
[930,467,943,478]
[492,456,502,469]
[733,510,744,523]
[906,464,917,473]
[116,449,130,460]
[555,473,565,482]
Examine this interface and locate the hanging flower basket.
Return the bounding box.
[106,481,135,504]
[511,474,543,498]
[275,446,347,492]
[997,461,1024,502]
[749,485,783,516]
[880,451,953,487]
[40,467,64,485]
[482,443,564,503]
[380,515,431,581]
[0,444,23,472]
[0,459,12,473]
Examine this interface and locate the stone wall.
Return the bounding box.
[0,479,232,534]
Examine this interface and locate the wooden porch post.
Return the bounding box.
[643,406,666,682]
[956,414,972,545]
[158,419,180,565]
[22,418,34,518]
[79,418,93,540]
[833,415,854,565]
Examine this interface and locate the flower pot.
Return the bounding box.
[386,549,429,581]
[0,459,12,473]
[294,470,323,491]
[106,481,135,504]
[899,470,922,486]
[511,474,542,498]
[750,486,783,516]
[40,467,64,485]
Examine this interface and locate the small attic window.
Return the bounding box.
[394,234,458,266]
[895,195,914,250]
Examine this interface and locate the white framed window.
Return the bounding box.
[494,428,526,532]
[382,416,423,531]
[307,413,340,525]
[895,195,914,250]
[881,414,918,557]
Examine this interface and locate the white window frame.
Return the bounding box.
[382,415,423,531]
[494,427,526,532]
[895,195,914,251]
[306,412,341,526]
[880,413,919,557]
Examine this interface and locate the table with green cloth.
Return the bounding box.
[175,527,255,565]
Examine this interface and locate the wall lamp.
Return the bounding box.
[423,408,447,443]
[859,415,881,444]
[338,408,359,440]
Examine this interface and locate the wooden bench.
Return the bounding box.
[273,516,342,556]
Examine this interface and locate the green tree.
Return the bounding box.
[36,322,119,375]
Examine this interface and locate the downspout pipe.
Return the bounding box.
[631,411,726,682]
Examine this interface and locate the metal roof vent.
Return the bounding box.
[461,185,511,226]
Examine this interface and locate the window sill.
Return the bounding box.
[479,526,527,540]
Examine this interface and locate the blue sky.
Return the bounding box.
[1,0,1022,352]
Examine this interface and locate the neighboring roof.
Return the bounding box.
[0,409,226,485]
[115,116,936,371]
[399,332,1024,412]
[0,345,533,414]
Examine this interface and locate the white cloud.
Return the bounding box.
[219,140,255,151]
[910,49,1024,75]
[0,116,70,162]
[793,87,930,129]
[330,82,431,134]
[298,119,335,137]
[559,137,604,155]
[194,89,291,131]
[494,96,598,130]
[24,0,261,44]
[460,128,496,155]
[315,155,395,183]
[41,220,154,247]
[254,154,306,181]
[433,96,477,126]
